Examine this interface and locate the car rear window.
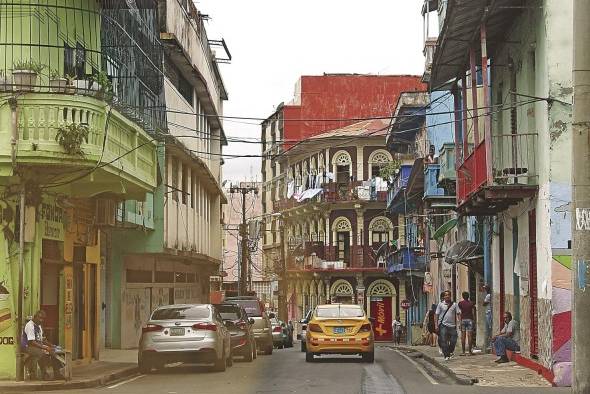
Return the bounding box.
[316,305,364,318]
[230,300,262,317]
[216,305,241,320]
[152,306,210,320]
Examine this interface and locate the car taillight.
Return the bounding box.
[192,323,217,331]
[273,326,282,333]
[360,323,372,332]
[142,324,163,333]
[308,323,322,333]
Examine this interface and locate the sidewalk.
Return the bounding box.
[0,349,138,392]
[395,345,553,388]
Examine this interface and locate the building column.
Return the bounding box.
[355,208,365,267]
[324,279,332,304]
[356,145,364,181]
[356,274,365,308]
[398,279,407,325]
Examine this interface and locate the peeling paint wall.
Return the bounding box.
[488,0,573,383]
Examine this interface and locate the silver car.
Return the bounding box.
[225,296,273,355]
[138,304,232,373]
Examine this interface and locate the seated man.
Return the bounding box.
[491,311,520,363]
[23,310,64,380]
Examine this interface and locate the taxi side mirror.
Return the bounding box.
[368,317,376,324]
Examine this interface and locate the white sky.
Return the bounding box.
[197,0,429,182]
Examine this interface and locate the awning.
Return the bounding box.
[430,0,522,88]
[445,240,483,265]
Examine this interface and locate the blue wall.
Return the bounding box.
[427,91,455,155]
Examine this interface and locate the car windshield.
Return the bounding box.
[230,300,262,317]
[216,305,240,320]
[151,306,210,320]
[315,305,364,318]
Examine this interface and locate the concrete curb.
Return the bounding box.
[0,366,139,392]
[392,346,477,385]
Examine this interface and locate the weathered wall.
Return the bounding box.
[283,75,424,143]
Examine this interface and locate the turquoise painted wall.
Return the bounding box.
[108,143,165,348]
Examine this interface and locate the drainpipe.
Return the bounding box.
[9,97,17,170]
[572,0,590,391]
[483,217,492,350]
[16,186,25,381]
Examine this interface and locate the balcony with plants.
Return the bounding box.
[0,2,164,197]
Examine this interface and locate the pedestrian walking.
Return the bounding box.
[426,304,437,347]
[483,284,492,347]
[435,291,460,360]
[392,315,403,345]
[458,291,476,355]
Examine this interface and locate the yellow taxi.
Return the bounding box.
[305,304,374,363]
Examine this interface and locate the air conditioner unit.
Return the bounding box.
[95,199,117,226]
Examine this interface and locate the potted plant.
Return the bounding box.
[49,69,67,93]
[64,74,76,94]
[55,123,90,156]
[91,70,113,101]
[12,60,45,91]
[0,70,9,92]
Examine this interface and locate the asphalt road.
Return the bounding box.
[39,344,569,394]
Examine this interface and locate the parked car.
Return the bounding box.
[138,304,233,373]
[225,296,273,355]
[214,303,257,362]
[305,304,375,363]
[271,318,286,348]
[298,310,313,352]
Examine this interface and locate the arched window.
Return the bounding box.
[368,149,393,178]
[332,217,352,264]
[369,216,393,245]
[332,150,352,184]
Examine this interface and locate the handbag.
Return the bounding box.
[435,303,453,335]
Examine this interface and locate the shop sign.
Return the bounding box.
[39,199,65,241]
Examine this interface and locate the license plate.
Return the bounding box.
[333,327,345,334]
[170,327,185,336]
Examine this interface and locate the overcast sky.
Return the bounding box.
[197,0,429,182]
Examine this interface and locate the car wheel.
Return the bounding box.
[213,349,227,372]
[138,357,152,374]
[243,341,254,362]
[362,351,375,363]
[300,341,306,352]
[226,350,233,367]
[305,351,314,362]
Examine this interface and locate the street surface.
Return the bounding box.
[41,345,569,394]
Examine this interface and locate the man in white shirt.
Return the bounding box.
[435,291,461,360]
[392,316,403,345]
[23,310,64,380]
[491,311,520,363]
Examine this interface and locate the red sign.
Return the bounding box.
[370,297,392,341]
[401,299,411,310]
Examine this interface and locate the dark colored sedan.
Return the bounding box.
[214,303,257,362]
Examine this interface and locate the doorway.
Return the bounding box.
[336,232,350,264]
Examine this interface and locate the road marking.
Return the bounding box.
[361,364,405,394]
[394,350,439,385]
[107,374,145,389]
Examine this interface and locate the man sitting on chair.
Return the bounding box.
[23,310,64,380]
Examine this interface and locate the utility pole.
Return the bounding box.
[278,223,287,322]
[572,1,590,391]
[229,184,258,296]
[16,186,25,381]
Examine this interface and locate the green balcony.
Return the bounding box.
[0,93,158,199]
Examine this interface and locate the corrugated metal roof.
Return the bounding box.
[308,119,390,139]
[430,0,522,88]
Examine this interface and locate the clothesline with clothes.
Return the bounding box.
[285,174,389,203]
